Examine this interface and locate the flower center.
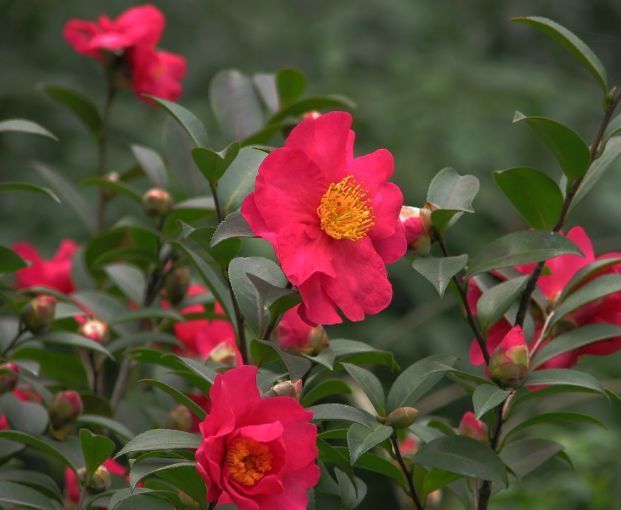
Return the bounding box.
[317,175,375,241]
[226,437,273,487]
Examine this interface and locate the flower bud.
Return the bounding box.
[399,435,419,456]
[88,465,111,493]
[265,380,303,401]
[142,187,173,218]
[165,267,191,306]
[0,415,8,431]
[79,318,110,344]
[276,306,329,356]
[48,390,83,430]
[0,362,19,394]
[399,206,432,255]
[303,111,321,120]
[458,411,488,443]
[489,326,529,389]
[167,405,192,432]
[21,295,56,334]
[208,342,238,367]
[101,171,120,201]
[383,406,418,429]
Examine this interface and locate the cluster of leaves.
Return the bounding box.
[0,14,620,510]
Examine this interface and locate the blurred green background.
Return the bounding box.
[1,1,621,508]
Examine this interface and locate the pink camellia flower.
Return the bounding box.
[242,112,407,325]
[166,284,242,366]
[399,435,419,457]
[13,240,78,293]
[195,365,319,510]
[64,459,126,504]
[130,46,186,102]
[275,305,329,355]
[399,206,432,255]
[458,412,488,443]
[0,415,8,430]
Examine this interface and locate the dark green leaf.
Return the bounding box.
[0,470,62,503]
[476,276,529,332]
[140,379,206,419]
[130,459,204,504]
[499,438,563,479]
[276,68,307,107]
[310,403,377,427]
[216,147,267,215]
[77,415,134,442]
[0,118,57,141]
[0,480,57,510]
[30,331,113,358]
[81,177,142,202]
[80,429,115,480]
[526,368,606,395]
[0,393,49,435]
[468,230,582,276]
[427,167,479,212]
[472,384,510,419]
[210,210,254,246]
[560,257,621,299]
[0,431,78,473]
[104,263,146,304]
[0,245,27,273]
[412,255,468,296]
[250,339,312,380]
[270,95,356,123]
[42,85,101,137]
[114,494,176,510]
[422,469,463,496]
[302,379,351,407]
[252,72,279,113]
[0,182,60,203]
[343,364,385,414]
[192,142,239,185]
[131,145,168,188]
[147,97,208,147]
[504,412,605,442]
[116,429,201,458]
[347,423,392,465]
[330,339,397,369]
[493,167,564,229]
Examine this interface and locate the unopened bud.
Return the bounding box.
[489,326,529,389]
[102,171,120,201]
[21,295,56,334]
[303,111,321,120]
[276,307,329,355]
[383,407,418,429]
[142,187,173,218]
[0,363,19,394]
[88,465,111,493]
[165,267,191,306]
[208,342,238,367]
[48,390,83,430]
[265,380,303,401]
[79,319,110,344]
[458,411,488,443]
[302,325,329,356]
[399,206,432,255]
[167,405,192,432]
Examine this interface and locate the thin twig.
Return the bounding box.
[1,323,24,357]
[390,434,423,510]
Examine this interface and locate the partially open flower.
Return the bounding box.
[13,240,78,293]
[275,305,329,355]
[458,411,488,443]
[399,205,432,255]
[21,295,56,334]
[0,363,19,394]
[265,379,303,401]
[79,318,110,344]
[489,326,529,389]
[142,187,173,218]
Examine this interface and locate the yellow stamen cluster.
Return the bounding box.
[317,175,375,241]
[226,437,273,487]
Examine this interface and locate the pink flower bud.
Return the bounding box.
[79,319,110,344]
[165,267,191,306]
[21,295,56,334]
[88,465,112,493]
[142,187,173,217]
[208,341,238,367]
[0,363,19,394]
[458,411,488,443]
[276,306,329,355]
[265,380,303,401]
[383,407,418,429]
[399,435,419,457]
[48,390,83,430]
[489,326,529,389]
[167,405,192,432]
[399,206,432,255]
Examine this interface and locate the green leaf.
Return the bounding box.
[0,394,49,435]
[147,96,209,147]
[427,167,480,212]
[310,403,377,427]
[210,69,265,140]
[77,415,134,442]
[560,257,621,299]
[342,363,385,415]
[504,412,605,443]
[270,95,356,123]
[114,494,176,510]
[131,145,168,188]
[467,230,582,276]
[412,255,468,296]
[0,431,78,473]
[526,368,606,395]
[334,469,367,510]
[130,458,205,503]
[33,162,96,234]
[247,273,299,318]
[192,142,239,185]
[302,379,351,407]
[140,379,207,419]
[0,245,27,273]
[104,263,146,304]
[552,274,621,326]
[0,118,58,141]
[0,182,61,203]
[532,324,621,369]
[31,331,113,358]
[512,16,608,95]
[216,147,267,215]
[414,436,507,483]
[11,348,87,388]
[0,480,57,510]
[422,469,463,496]
[347,423,392,465]
[330,339,397,369]
[80,177,142,203]
[513,112,590,181]
[386,355,457,411]
[80,429,115,481]
[476,276,529,332]
[0,470,62,503]
[42,85,101,137]
[116,429,201,458]
[250,339,312,380]
[499,438,563,479]
[253,72,279,113]
[572,136,621,210]
[210,210,254,246]
[472,384,510,419]
[493,167,564,229]
[276,68,307,107]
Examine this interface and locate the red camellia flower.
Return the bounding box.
[242,112,407,325]
[275,305,329,355]
[399,206,432,255]
[130,46,187,102]
[0,415,8,431]
[458,412,488,443]
[64,459,126,504]
[13,240,78,293]
[195,365,319,509]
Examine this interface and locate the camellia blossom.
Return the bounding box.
[275,305,329,354]
[242,112,407,324]
[64,459,126,504]
[458,411,488,443]
[13,240,78,293]
[399,206,432,255]
[195,365,319,510]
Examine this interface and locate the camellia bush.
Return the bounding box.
[1,5,621,510]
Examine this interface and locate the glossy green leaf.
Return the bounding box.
[11,348,87,388]
[192,142,239,185]
[504,412,605,443]
[0,480,57,510]
[80,429,115,480]
[414,436,507,483]
[250,339,312,380]
[270,95,356,123]
[493,167,563,229]
[499,438,563,479]
[513,112,590,181]
[0,245,27,273]
[104,263,146,304]
[131,144,168,188]
[77,415,134,442]
[0,431,78,473]
[140,379,207,419]
[130,458,204,503]
[472,384,510,419]
[0,470,62,503]
[0,182,60,204]
[80,177,142,202]
[334,468,367,510]
[210,210,254,246]
[532,324,621,369]
[512,16,607,94]
[26,331,112,358]
[526,368,606,395]
[310,403,377,427]
[217,147,267,215]
[0,118,57,141]
[0,394,49,435]
[427,167,479,212]
[412,255,468,296]
[247,273,299,318]
[422,469,463,496]
[330,339,397,369]
[468,230,582,276]
[116,429,201,458]
[42,85,101,137]
[210,69,265,139]
[302,379,351,407]
[347,423,392,466]
[276,68,307,107]
[476,275,529,332]
[560,257,621,299]
[342,363,385,414]
[147,96,208,147]
[114,494,176,510]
